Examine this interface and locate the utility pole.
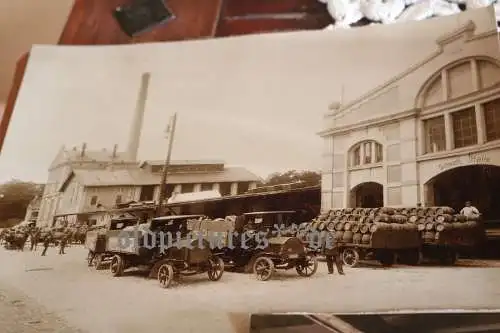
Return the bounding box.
[156,113,177,216]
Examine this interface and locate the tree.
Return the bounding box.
[264,170,321,187]
[0,180,43,228]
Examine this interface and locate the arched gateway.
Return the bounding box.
[424,164,500,221]
[350,182,383,208]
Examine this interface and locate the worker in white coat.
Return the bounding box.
[460,201,480,219]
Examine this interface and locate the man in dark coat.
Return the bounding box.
[322,231,345,275]
[59,233,68,255]
[41,232,52,256]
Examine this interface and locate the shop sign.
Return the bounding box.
[437,152,491,172]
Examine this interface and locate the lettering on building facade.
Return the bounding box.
[437,153,491,172]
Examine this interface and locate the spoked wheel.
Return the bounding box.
[296,255,318,277]
[94,254,103,270]
[253,256,275,281]
[87,251,95,267]
[207,256,224,281]
[342,248,360,268]
[158,263,174,288]
[110,255,124,277]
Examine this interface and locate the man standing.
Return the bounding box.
[59,234,67,255]
[460,201,480,219]
[321,231,345,275]
[41,232,52,256]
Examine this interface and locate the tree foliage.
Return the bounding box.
[264,170,321,187]
[0,180,43,228]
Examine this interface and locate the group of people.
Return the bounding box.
[38,230,70,256]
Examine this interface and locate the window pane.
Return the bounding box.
[484,98,500,142]
[424,116,446,153]
[452,107,477,148]
[353,147,361,166]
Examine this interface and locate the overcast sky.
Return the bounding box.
[0,7,495,184]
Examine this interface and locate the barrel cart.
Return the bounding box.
[105,214,225,289]
[85,217,138,269]
[313,206,484,267]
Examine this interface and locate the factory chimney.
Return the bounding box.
[112,144,118,158]
[80,142,87,157]
[126,72,151,161]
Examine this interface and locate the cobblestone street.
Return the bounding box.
[1,246,500,332]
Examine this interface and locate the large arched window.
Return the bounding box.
[350,140,383,167]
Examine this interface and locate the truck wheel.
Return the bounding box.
[253,256,275,281]
[342,248,360,268]
[110,255,124,277]
[296,255,318,277]
[158,263,174,288]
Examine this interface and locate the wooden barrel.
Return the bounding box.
[370,222,391,233]
[400,208,409,215]
[409,208,418,215]
[416,217,426,224]
[436,206,455,215]
[347,214,359,222]
[408,215,419,223]
[361,234,371,244]
[425,216,434,223]
[352,233,362,244]
[326,221,336,232]
[334,231,344,240]
[424,207,435,215]
[358,216,367,223]
[339,215,348,222]
[345,208,354,214]
[425,222,435,231]
[353,208,361,215]
[423,231,435,240]
[335,210,343,216]
[380,207,395,215]
[343,222,352,231]
[310,220,319,231]
[317,221,326,231]
[435,223,452,232]
[342,231,353,243]
[435,214,453,223]
[391,214,408,224]
[335,222,345,231]
[359,224,369,234]
[374,214,390,223]
[351,223,360,233]
[417,223,426,231]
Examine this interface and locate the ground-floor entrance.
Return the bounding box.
[349,182,384,208]
[425,164,500,221]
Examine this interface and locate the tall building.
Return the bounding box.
[318,21,500,220]
[36,72,261,227]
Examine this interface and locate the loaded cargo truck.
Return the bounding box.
[308,206,484,267]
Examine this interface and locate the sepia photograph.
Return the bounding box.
[0,4,499,333]
[249,312,500,333]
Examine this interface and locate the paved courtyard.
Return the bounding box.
[1,245,500,332]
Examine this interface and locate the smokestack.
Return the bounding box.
[127,72,151,161]
[112,144,118,158]
[80,143,87,157]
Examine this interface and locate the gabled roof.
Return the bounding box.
[49,145,133,170]
[71,166,262,187]
[327,21,481,116]
[139,159,225,168]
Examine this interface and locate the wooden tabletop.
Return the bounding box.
[0,0,331,151]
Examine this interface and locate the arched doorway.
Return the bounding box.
[350,182,384,208]
[425,165,500,221]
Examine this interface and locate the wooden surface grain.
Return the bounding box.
[0,0,331,152]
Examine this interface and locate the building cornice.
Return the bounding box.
[318,108,419,137]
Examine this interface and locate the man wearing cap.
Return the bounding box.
[460,201,480,219]
[321,231,345,275]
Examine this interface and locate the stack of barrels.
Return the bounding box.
[311,206,480,245]
[404,206,480,243]
[309,207,417,245]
